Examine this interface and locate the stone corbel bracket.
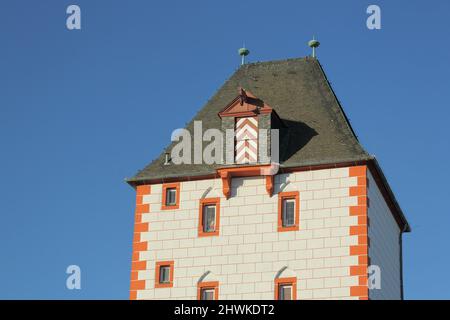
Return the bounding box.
[216,164,279,199]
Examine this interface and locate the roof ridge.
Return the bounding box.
[240,56,311,68]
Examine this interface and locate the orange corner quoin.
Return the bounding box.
[129,184,151,300]
[348,165,369,300]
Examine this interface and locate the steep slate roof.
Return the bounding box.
[128,57,371,182]
[127,57,409,231]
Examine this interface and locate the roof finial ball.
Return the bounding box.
[238,47,250,66]
[308,36,320,58]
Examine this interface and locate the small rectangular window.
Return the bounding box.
[161,183,180,210]
[201,288,215,300]
[278,191,300,232]
[279,284,292,300]
[197,281,219,300]
[275,277,297,300]
[282,199,295,227]
[155,261,174,288]
[203,205,216,233]
[159,266,170,283]
[166,188,177,206]
[198,198,220,237]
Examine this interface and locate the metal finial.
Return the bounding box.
[308,36,320,58]
[238,45,250,65]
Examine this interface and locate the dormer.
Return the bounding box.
[216,88,284,199]
[218,88,284,165]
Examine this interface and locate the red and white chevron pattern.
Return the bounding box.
[235,117,258,164]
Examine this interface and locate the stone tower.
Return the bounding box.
[127,57,410,300]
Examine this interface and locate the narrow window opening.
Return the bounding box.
[201,288,215,300]
[275,277,296,300]
[203,205,216,233]
[279,284,293,300]
[198,198,220,237]
[159,266,170,284]
[155,261,174,288]
[197,281,219,300]
[278,191,299,232]
[166,188,177,206]
[282,199,295,227]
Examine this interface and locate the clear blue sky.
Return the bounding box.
[0,0,449,299]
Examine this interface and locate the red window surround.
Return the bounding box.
[198,198,221,237]
[155,261,174,288]
[277,191,300,232]
[274,277,297,300]
[161,182,180,210]
[197,281,219,300]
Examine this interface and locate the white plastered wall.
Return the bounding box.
[136,167,364,300]
[367,170,402,300]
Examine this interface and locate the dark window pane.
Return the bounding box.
[166,188,176,206]
[201,289,214,300]
[159,266,170,283]
[282,199,295,227]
